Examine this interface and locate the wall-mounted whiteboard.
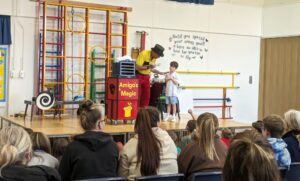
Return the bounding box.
[168,33,209,61]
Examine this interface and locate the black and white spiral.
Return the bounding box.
[36,92,55,110]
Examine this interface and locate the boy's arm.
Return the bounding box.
[171,78,179,85]
[171,73,179,85]
[151,68,165,75]
[165,73,174,82]
[188,109,197,120]
[165,74,170,81]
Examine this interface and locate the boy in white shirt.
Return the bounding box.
[164,61,180,122]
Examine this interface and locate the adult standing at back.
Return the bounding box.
[282,109,300,162]
[136,44,165,107]
[59,100,118,181]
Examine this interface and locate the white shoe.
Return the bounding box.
[169,116,177,122]
[163,115,171,122]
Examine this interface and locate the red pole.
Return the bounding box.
[222,88,227,119]
[122,12,127,56]
[140,31,146,51]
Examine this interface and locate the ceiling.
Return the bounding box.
[215,0,300,6]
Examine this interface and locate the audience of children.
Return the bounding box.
[0,127,60,181]
[178,112,228,181]
[3,102,300,181]
[28,132,59,169]
[118,107,178,181]
[262,115,291,168]
[223,130,281,181]
[59,100,119,181]
[164,61,180,122]
[282,109,300,162]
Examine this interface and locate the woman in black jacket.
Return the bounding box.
[59,100,118,181]
[0,127,60,181]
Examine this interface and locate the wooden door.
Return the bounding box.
[259,37,300,119]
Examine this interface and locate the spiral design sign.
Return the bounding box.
[36,92,55,110]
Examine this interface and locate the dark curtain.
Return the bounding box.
[0,15,12,45]
[169,0,214,5]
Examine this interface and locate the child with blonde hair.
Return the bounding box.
[178,112,227,181]
[0,127,60,181]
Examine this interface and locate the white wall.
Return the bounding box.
[0,0,262,122]
[127,0,262,122]
[262,2,300,37]
[0,0,38,115]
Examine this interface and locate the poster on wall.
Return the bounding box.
[0,47,7,103]
[168,33,209,61]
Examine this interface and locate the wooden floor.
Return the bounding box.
[0,114,251,139]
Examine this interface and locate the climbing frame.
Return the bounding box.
[37,0,132,114]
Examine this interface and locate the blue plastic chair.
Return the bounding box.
[74,177,125,181]
[279,166,287,180]
[284,162,300,181]
[191,171,222,181]
[135,173,184,181]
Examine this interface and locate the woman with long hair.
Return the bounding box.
[0,127,60,181]
[223,130,280,181]
[118,107,178,180]
[59,100,118,181]
[282,109,300,162]
[178,112,227,181]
